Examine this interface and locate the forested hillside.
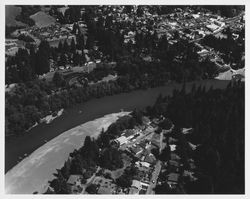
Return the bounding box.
[148,81,244,193]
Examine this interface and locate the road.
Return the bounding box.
[146,124,175,194]
[159,131,164,153]
[146,160,162,194]
[159,124,175,153]
[81,167,100,194]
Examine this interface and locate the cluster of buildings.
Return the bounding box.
[5,39,25,56]
[6,9,79,58]
[95,6,244,74]
[11,23,76,48]
[45,112,206,194]
[64,116,163,194]
[195,42,231,71]
[98,6,237,46]
[6,6,245,84]
[157,127,198,192]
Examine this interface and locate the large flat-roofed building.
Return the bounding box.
[115,136,128,146]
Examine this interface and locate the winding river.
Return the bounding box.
[5,80,230,173]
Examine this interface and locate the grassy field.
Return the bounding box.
[5,5,26,27]
[29,11,56,28]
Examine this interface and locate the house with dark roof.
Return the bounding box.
[168,136,178,144]
[123,129,135,139]
[131,145,143,155]
[170,152,181,161]
[144,154,156,164]
[139,189,147,194]
[169,160,180,168]
[97,187,114,194]
[129,187,140,194]
[138,140,147,148]
[167,173,180,184]
[67,175,82,186]
[151,140,160,148]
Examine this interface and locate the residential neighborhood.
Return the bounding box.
[5,5,245,195]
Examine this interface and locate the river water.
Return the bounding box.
[5,80,230,173]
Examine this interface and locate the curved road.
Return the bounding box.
[5,80,230,173]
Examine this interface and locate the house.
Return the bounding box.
[144,154,156,164]
[84,61,97,73]
[232,73,245,81]
[188,142,200,150]
[169,160,180,168]
[115,136,128,146]
[197,49,209,57]
[136,161,151,168]
[192,14,200,19]
[168,136,178,144]
[142,116,151,125]
[167,173,180,184]
[138,140,147,148]
[183,170,198,181]
[139,189,147,194]
[182,128,193,134]
[97,187,114,194]
[152,118,160,125]
[132,180,141,189]
[5,39,21,56]
[170,152,181,161]
[67,175,82,186]
[132,180,149,190]
[206,23,219,32]
[188,159,196,170]
[142,55,152,62]
[141,161,151,168]
[131,145,143,155]
[151,139,160,148]
[129,187,140,194]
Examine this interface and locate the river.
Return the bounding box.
[5,80,230,173]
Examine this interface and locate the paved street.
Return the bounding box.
[146,161,162,194]
[81,167,100,194]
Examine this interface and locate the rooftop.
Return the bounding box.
[115,136,128,145]
[167,173,180,182]
[169,160,180,167]
[67,174,82,185]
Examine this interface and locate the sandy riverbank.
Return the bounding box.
[5,111,130,194]
[6,80,231,173]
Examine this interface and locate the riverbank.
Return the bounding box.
[40,108,64,124]
[5,80,231,173]
[5,112,130,194]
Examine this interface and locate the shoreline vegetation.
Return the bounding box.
[5,80,230,173]
[44,80,244,194]
[6,108,64,137]
[4,5,244,195]
[5,80,243,194]
[40,108,64,124]
[5,6,244,139]
[5,112,130,194]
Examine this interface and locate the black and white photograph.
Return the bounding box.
[2,1,247,196]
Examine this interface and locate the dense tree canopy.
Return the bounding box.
[151,81,244,193]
